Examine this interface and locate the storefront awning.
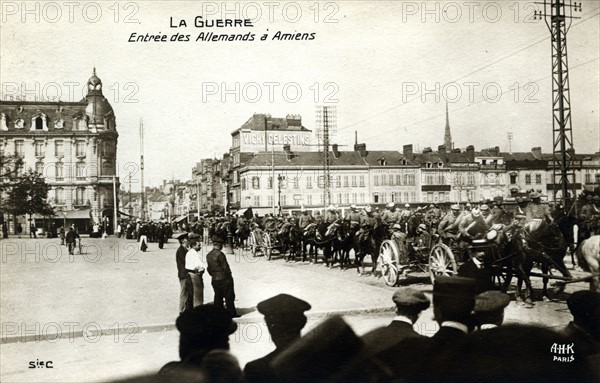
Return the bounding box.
[171,215,188,223]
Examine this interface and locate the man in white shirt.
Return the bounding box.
[185,233,206,307]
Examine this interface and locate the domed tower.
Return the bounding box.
[82,68,120,224]
[84,68,116,131]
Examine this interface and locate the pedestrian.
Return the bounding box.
[159,304,241,380]
[30,223,37,238]
[560,290,600,359]
[176,232,192,313]
[473,290,511,330]
[158,223,165,249]
[362,287,430,355]
[186,234,206,308]
[2,223,8,239]
[17,223,23,238]
[65,227,79,255]
[139,223,148,252]
[244,294,311,383]
[206,237,240,318]
[59,226,65,245]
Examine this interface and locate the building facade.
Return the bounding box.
[0,69,119,233]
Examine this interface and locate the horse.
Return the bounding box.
[234,221,250,249]
[576,235,600,292]
[332,220,358,270]
[516,219,572,303]
[279,222,303,261]
[353,220,385,275]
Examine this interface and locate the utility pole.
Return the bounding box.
[139,118,145,220]
[534,0,582,213]
[316,106,337,207]
[277,173,283,215]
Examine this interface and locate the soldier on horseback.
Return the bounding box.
[523,192,552,224]
[438,204,461,243]
[345,204,361,226]
[580,195,600,238]
[382,202,401,227]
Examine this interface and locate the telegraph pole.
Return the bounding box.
[316,106,337,207]
[139,118,145,220]
[534,0,582,212]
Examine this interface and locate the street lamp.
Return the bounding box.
[62,211,67,230]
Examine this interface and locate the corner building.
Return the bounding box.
[0,70,119,234]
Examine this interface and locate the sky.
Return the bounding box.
[1,0,599,190]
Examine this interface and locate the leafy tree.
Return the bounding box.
[0,154,24,191]
[2,170,54,221]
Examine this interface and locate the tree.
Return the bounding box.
[2,170,54,222]
[0,154,24,192]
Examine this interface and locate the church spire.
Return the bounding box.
[444,102,452,152]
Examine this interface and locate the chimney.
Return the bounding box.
[494,146,500,156]
[355,143,367,158]
[438,145,447,163]
[403,144,413,158]
[423,147,432,154]
[332,144,340,159]
[531,147,542,159]
[283,144,293,160]
[466,145,475,161]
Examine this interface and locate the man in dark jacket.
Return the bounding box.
[176,233,192,313]
[361,287,430,355]
[244,294,311,383]
[206,237,239,318]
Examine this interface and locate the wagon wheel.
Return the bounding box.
[263,232,272,261]
[428,243,457,283]
[248,232,258,257]
[379,240,400,286]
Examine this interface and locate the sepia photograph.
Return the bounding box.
[1,1,599,382]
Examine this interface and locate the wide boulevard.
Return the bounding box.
[0,236,590,382]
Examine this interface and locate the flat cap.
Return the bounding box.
[211,236,224,245]
[176,232,189,241]
[392,287,430,309]
[474,291,511,313]
[188,233,201,241]
[433,276,477,299]
[176,304,237,336]
[257,294,311,316]
[450,204,460,210]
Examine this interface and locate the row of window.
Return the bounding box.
[1,115,89,131]
[13,140,88,157]
[54,187,88,205]
[241,175,371,190]
[240,190,422,207]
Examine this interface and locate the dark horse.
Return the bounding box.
[302,222,334,265]
[353,220,386,275]
[332,220,358,270]
[516,219,572,303]
[234,221,250,249]
[279,222,303,261]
